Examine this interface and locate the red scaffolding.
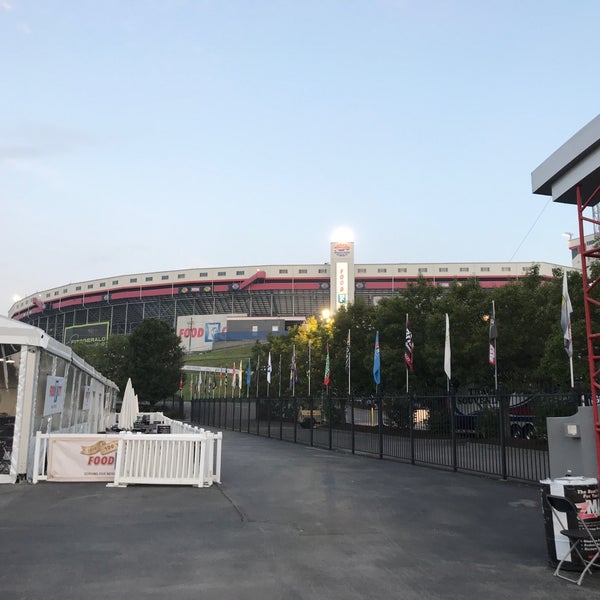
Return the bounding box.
[576,184,600,479]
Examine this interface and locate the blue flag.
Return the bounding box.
[246,358,252,388]
[373,331,381,385]
[289,344,297,388]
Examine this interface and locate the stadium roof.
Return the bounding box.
[532,113,600,205]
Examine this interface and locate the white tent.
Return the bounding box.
[0,315,118,483]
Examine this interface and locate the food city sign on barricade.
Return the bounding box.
[33,433,119,483]
[32,427,222,488]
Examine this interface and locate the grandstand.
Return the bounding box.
[8,240,573,350]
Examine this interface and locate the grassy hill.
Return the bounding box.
[184,343,258,369]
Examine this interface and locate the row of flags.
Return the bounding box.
[183,274,575,395]
[373,273,574,389]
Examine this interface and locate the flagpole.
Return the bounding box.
[347,330,351,397]
[406,314,410,394]
[346,329,353,453]
[255,355,260,398]
[569,356,574,389]
[278,354,282,398]
[290,344,296,398]
[492,301,498,392]
[278,353,283,440]
[308,341,312,398]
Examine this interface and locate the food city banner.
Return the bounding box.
[177,314,244,352]
[47,435,119,482]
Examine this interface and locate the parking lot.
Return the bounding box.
[1,430,599,599]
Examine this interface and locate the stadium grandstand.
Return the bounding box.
[8,240,575,352]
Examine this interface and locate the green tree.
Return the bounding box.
[128,318,184,406]
[331,300,376,395]
[72,335,131,394]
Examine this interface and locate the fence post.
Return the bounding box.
[279,397,283,440]
[410,394,415,465]
[256,397,260,436]
[32,430,42,484]
[267,396,272,438]
[450,392,457,472]
[378,392,383,459]
[351,394,355,455]
[310,395,314,447]
[293,396,297,443]
[328,391,333,451]
[498,391,508,480]
[214,432,222,484]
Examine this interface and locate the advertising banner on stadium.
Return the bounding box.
[335,262,349,311]
[47,436,119,482]
[177,314,244,352]
[64,322,109,346]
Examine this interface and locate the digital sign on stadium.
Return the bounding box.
[64,322,110,346]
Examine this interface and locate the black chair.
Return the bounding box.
[545,494,600,586]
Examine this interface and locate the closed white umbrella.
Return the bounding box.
[118,378,136,430]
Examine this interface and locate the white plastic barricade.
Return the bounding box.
[108,431,222,488]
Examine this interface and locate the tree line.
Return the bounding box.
[249,266,593,397]
[74,265,595,402]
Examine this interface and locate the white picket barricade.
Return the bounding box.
[32,418,222,489]
[108,431,222,488]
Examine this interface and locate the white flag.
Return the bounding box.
[444,313,451,381]
[267,352,272,384]
[561,271,573,358]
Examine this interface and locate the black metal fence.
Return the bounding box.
[189,392,582,483]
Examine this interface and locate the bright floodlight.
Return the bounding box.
[331,227,355,242]
[11,294,21,302]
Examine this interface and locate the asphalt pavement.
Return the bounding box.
[1,430,599,599]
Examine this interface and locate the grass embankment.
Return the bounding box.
[183,343,257,369]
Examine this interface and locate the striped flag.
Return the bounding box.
[324,343,330,386]
[344,329,351,373]
[404,314,414,372]
[489,302,497,366]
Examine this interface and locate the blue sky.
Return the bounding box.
[1,1,598,314]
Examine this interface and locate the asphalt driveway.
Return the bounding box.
[1,430,598,599]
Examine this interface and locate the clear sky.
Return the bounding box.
[2,1,598,315]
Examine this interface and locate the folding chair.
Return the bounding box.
[545,494,600,586]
